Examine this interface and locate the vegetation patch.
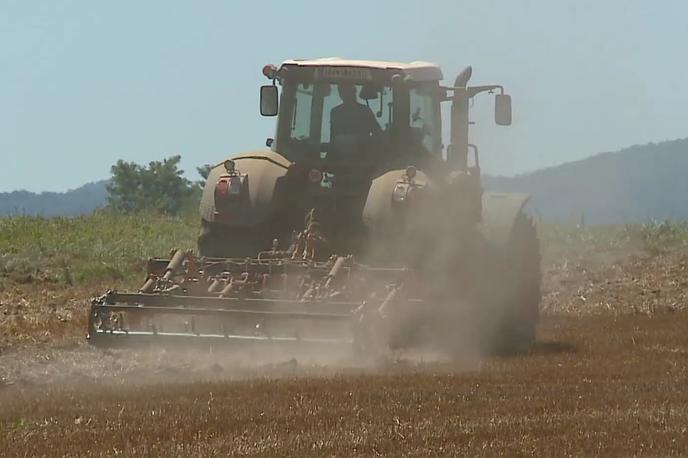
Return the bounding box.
[0,212,198,287]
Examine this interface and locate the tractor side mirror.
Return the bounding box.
[495,94,512,126]
[260,85,278,117]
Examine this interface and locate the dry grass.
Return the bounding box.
[2,313,688,457]
[542,243,688,316]
[0,213,196,348]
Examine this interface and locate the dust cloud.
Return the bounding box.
[0,339,483,391]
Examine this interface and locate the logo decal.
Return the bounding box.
[314,67,373,81]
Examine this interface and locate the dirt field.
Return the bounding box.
[1,225,688,456]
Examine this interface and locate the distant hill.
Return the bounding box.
[1,139,687,223]
[0,181,108,216]
[484,138,688,224]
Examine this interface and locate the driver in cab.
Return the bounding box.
[330,84,382,143]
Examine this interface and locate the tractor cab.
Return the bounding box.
[259,59,445,177]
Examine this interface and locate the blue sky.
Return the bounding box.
[1,0,686,192]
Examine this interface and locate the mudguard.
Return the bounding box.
[199,149,290,227]
[480,192,531,248]
[361,169,430,229]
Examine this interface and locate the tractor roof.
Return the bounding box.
[280,57,443,82]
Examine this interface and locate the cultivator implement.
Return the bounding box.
[88,246,415,351]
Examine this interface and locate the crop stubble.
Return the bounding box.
[1,230,688,456]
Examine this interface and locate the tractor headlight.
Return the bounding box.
[224,159,236,173]
[392,182,410,204]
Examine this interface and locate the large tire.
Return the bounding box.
[500,212,541,350]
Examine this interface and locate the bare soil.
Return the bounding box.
[1,240,687,456]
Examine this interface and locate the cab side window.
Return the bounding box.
[409,85,440,154]
[290,84,313,141]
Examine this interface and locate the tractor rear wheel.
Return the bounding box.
[500,212,541,351]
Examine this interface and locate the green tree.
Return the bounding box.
[106,155,194,215]
[196,164,213,190]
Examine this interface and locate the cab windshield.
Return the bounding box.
[276,80,440,164]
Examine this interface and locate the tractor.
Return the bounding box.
[88,58,540,356]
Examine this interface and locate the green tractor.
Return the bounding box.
[89,58,540,355]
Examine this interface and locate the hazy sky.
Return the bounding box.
[1,0,686,192]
